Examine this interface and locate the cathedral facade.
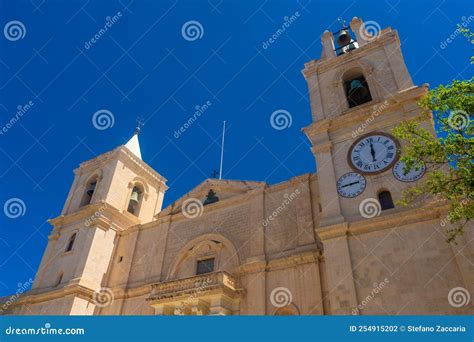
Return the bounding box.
[3,18,473,316]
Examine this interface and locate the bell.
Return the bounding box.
[348,79,368,97]
[339,39,359,55]
[129,190,140,204]
[86,181,96,196]
[336,29,351,47]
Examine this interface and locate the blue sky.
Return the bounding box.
[0,0,472,296]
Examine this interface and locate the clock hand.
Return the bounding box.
[342,181,360,188]
[370,143,376,162]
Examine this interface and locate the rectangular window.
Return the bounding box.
[196,258,215,275]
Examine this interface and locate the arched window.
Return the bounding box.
[378,191,395,210]
[127,185,143,216]
[80,179,97,207]
[56,272,63,286]
[65,233,76,252]
[343,73,372,108]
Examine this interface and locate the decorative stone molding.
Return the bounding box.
[8,283,95,307]
[146,271,244,315]
[167,233,240,280]
[48,201,139,232]
[305,85,428,139]
[317,222,349,240]
[316,203,450,241]
[348,203,450,236]
[118,147,168,186]
[333,60,374,83]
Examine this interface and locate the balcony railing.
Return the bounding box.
[146,271,243,304]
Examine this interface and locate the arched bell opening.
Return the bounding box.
[80,178,98,207]
[342,69,373,108]
[127,184,144,216]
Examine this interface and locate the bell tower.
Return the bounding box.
[301,17,437,315]
[25,129,167,315]
[302,17,433,227]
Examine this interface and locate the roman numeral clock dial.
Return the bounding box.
[348,133,400,174]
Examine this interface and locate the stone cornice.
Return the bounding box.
[74,146,168,191]
[264,173,313,194]
[48,201,139,232]
[117,147,168,190]
[348,202,450,236]
[156,186,264,224]
[74,149,117,175]
[159,179,267,216]
[303,85,429,140]
[317,222,349,241]
[316,202,450,241]
[8,250,321,307]
[8,284,95,307]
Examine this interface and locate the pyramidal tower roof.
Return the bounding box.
[124,132,142,159]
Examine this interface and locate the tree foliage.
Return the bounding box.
[392,78,473,243]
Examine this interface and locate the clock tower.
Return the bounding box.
[302,17,433,227]
[301,17,440,315]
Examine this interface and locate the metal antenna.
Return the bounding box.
[219,121,226,180]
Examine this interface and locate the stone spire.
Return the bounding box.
[124,119,143,159]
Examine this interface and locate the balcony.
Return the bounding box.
[146,271,244,315]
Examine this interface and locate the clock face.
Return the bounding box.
[336,172,366,198]
[392,160,426,182]
[348,133,399,174]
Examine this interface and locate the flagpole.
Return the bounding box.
[219,121,226,180]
